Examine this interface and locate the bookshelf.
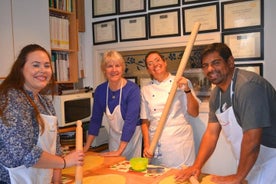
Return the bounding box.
[49,0,79,83]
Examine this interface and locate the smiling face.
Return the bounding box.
[104,59,123,83]
[201,51,234,91]
[145,52,168,81]
[23,50,52,94]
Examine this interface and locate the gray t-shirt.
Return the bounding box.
[208,68,276,148]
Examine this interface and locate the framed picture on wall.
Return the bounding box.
[92,0,117,18]
[183,0,218,5]
[119,0,146,14]
[222,29,264,61]
[182,2,220,35]
[235,63,263,76]
[125,76,138,84]
[92,19,118,45]
[149,9,181,38]
[119,14,148,42]
[149,0,180,10]
[221,0,264,31]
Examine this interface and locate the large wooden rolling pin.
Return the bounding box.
[75,120,83,184]
[148,22,201,184]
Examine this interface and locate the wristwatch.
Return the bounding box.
[184,89,191,93]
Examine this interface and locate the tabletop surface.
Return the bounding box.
[62,151,183,184]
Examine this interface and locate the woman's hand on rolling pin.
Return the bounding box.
[143,145,154,159]
[63,150,84,168]
[177,77,190,92]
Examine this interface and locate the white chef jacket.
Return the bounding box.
[140,74,199,168]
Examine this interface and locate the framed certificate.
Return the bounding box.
[183,0,218,5]
[149,0,180,10]
[182,2,219,35]
[92,0,117,18]
[119,0,146,14]
[235,63,263,76]
[222,0,264,31]
[222,29,264,61]
[149,9,180,38]
[92,19,118,45]
[119,15,148,42]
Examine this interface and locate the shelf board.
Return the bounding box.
[49,8,73,15]
[51,48,77,53]
[58,126,76,133]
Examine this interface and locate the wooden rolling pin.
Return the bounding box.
[75,120,83,184]
[148,22,201,155]
[148,22,201,184]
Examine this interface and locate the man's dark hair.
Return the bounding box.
[201,43,233,63]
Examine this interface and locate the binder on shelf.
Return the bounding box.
[51,52,70,82]
[50,15,69,50]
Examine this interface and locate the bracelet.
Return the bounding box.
[61,157,66,169]
[184,89,191,93]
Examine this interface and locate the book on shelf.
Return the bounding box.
[49,15,69,50]
[51,52,69,81]
[49,0,73,12]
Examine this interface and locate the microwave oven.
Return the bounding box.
[49,92,93,127]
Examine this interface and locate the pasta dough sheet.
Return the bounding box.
[62,155,104,175]
[82,174,126,184]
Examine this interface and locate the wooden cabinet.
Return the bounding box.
[49,0,79,83]
[0,0,50,79]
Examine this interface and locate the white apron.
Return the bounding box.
[5,106,58,184]
[149,121,195,168]
[216,81,276,184]
[147,78,195,168]
[105,83,142,160]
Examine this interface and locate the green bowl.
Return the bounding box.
[130,157,148,172]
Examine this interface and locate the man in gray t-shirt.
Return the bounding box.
[176,43,276,184]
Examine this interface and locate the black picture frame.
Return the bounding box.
[118,0,146,14]
[235,63,263,76]
[182,2,220,35]
[92,0,117,18]
[222,29,264,61]
[183,0,218,5]
[92,19,118,45]
[125,76,138,84]
[221,0,264,32]
[149,9,181,38]
[119,14,148,42]
[148,0,180,10]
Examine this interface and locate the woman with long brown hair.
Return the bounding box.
[0,44,84,184]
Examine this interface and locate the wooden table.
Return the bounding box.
[89,166,180,184]
[62,151,180,184]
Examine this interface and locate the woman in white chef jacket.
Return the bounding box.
[141,51,200,168]
[0,44,84,184]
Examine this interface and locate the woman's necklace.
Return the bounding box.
[110,79,122,99]
[112,91,116,99]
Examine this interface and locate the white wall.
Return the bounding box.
[263,0,276,88]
